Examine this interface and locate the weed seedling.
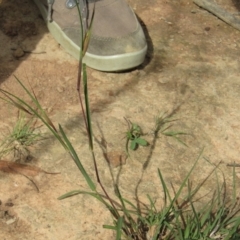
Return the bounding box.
[154,113,188,147]
[124,117,148,156]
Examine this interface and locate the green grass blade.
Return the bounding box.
[58,189,86,199]
[58,190,119,220]
[189,201,201,238]
[13,75,58,132]
[158,168,172,206]
[82,3,95,56]
[59,124,96,191]
[162,131,187,136]
[83,63,94,150]
[103,225,116,230]
[232,165,237,204]
[0,93,33,115]
[147,194,157,212]
[120,197,139,213]
[162,131,188,146]
[116,216,123,240]
[58,190,112,208]
[114,185,137,235]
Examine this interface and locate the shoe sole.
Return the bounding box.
[33,0,147,71]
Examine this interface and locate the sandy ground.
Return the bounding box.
[1,0,240,239]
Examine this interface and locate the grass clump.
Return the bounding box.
[0,111,42,161]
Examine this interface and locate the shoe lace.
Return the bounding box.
[66,0,87,31]
[47,0,88,30]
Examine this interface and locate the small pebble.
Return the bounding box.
[57,86,64,93]
[6,217,17,225]
[5,202,14,207]
[13,47,25,58]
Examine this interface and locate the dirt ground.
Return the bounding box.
[1,0,240,239]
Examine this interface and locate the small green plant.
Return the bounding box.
[124,113,187,158]
[154,113,188,147]
[124,118,148,156]
[0,111,42,161]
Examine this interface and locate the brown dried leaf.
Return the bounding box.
[0,160,60,177]
[104,151,127,168]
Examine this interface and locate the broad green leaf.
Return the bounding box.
[135,137,148,146]
[130,140,137,150]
